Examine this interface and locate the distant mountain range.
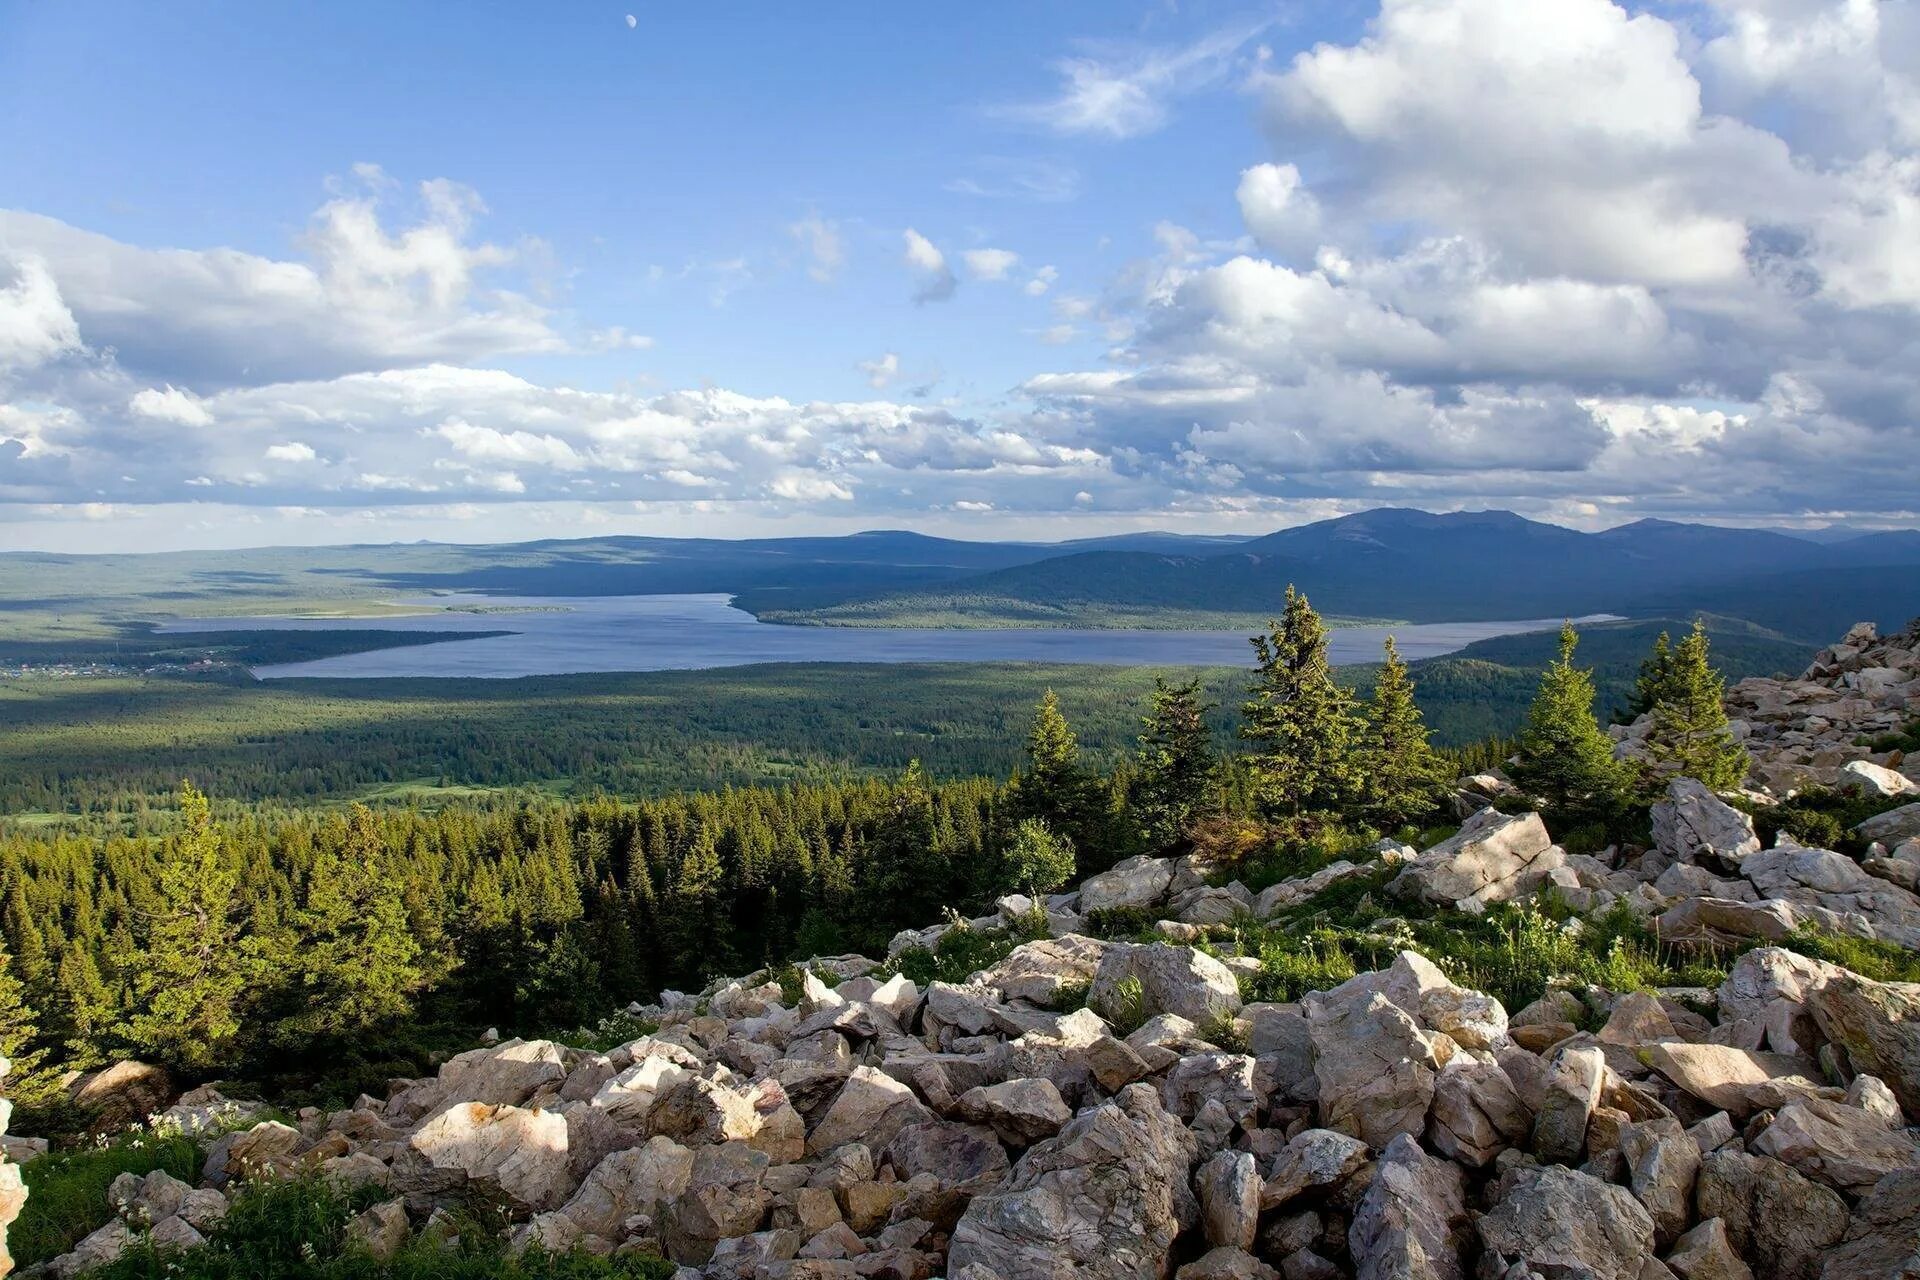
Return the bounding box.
[7,510,1920,648]
[733,510,1920,642]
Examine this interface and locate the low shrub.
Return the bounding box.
[540,1010,660,1054]
[885,912,1046,988]
[1750,786,1912,855]
[1080,906,1157,941]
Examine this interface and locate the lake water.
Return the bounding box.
[159,594,1615,679]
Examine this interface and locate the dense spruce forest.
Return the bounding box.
[0,601,1788,1132]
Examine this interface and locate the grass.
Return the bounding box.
[884,911,1052,989]
[12,1129,203,1267]
[1784,926,1920,983]
[87,1175,677,1280]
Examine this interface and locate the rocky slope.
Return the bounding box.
[1615,618,1920,798]
[19,625,1920,1280]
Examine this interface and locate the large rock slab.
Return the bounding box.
[1426,1055,1529,1167]
[1809,971,1920,1118]
[1750,1098,1920,1194]
[1653,779,1761,867]
[1390,808,1563,910]
[1821,1168,1920,1280]
[806,1066,934,1157]
[976,935,1110,1005]
[1078,856,1176,914]
[948,1083,1197,1280]
[1857,802,1920,846]
[549,1135,692,1240]
[1477,1164,1655,1280]
[1196,1150,1260,1252]
[1089,942,1242,1026]
[1642,1042,1829,1116]
[1693,1149,1849,1280]
[406,1102,573,1212]
[1306,989,1445,1150]
[1348,1134,1469,1280]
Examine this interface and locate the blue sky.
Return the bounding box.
[2,0,1918,550]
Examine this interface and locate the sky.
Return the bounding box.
[2,0,1918,553]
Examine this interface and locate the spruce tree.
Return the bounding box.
[1130,677,1217,850]
[53,946,114,1068]
[1358,636,1449,831]
[1625,629,1679,721]
[281,805,424,1044]
[125,784,251,1074]
[1645,619,1750,790]
[1241,586,1362,827]
[1508,624,1628,823]
[1012,691,1103,852]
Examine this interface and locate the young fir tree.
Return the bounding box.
[1130,677,1218,850]
[1013,690,1103,852]
[281,805,424,1045]
[1358,636,1449,831]
[1645,619,1750,790]
[1625,629,1680,721]
[1001,818,1077,899]
[1508,624,1628,823]
[125,784,251,1074]
[1241,586,1362,827]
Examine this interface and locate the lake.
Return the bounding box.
[159,594,1615,679]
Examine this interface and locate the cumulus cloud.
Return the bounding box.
[0,257,82,374]
[961,248,1021,281]
[264,441,317,463]
[859,352,900,389]
[902,229,957,303]
[0,174,563,388]
[130,385,213,426]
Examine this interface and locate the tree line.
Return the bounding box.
[0,591,1744,1123]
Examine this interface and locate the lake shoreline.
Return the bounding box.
[157,593,1621,680]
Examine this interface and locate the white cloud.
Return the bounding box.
[1235,163,1321,257]
[961,248,1021,281]
[768,471,855,502]
[0,174,563,388]
[1025,265,1059,297]
[265,441,317,463]
[859,352,901,389]
[429,419,583,469]
[790,213,845,283]
[129,385,212,426]
[0,257,81,373]
[902,229,957,303]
